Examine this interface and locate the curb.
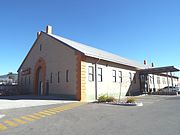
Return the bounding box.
[111,102,143,106]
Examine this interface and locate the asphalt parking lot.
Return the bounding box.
[0,95,180,135]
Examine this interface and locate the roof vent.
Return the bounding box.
[144,60,147,65]
[37,31,41,37]
[46,25,52,34]
[151,62,154,67]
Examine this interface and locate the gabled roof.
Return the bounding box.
[18,30,149,72]
[46,32,148,69]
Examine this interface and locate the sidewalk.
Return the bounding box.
[0,95,77,110]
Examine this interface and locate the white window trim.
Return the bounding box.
[112,70,116,82]
[88,66,94,82]
[97,67,102,82]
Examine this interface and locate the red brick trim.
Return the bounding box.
[34,57,46,95]
[75,53,86,101]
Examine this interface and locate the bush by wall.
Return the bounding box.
[98,95,116,103]
[126,97,136,103]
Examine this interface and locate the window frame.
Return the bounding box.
[112,70,117,82]
[118,71,122,83]
[25,76,27,86]
[133,73,136,83]
[129,72,132,82]
[157,77,160,84]
[162,78,166,84]
[50,72,53,83]
[97,67,103,82]
[58,71,60,83]
[40,44,42,51]
[29,76,30,85]
[88,66,94,82]
[66,70,69,82]
[21,77,23,85]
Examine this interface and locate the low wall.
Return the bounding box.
[0,85,19,96]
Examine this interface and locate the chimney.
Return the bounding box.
[46,25,52,34]
[37,31,41,37]
[151,62,154,67]
[144,60,147,65]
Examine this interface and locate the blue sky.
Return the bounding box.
[0,0,179,77]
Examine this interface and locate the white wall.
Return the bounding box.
[84,59,139,101]
[149,74,179,91]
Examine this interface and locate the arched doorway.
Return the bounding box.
[37,67,43,95]
[34,58,46,95]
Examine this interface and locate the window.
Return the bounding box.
[97,67,102,82]
[167,78,170,84]
[140,75,145,81]
[40,44,42,51]
[133,73,136,83]
[29,76,30,85]
[157,77,160,84]
[50,72,53,83]
[58,71,60,83]
[21,77,23,85]
[119,71,122,83]
[129,72,132,82]
[66,70,69,82]
[88,66,94,81]
[162,78,166,84]
[25,76,27,86]
[112,70,116,82]
[149,76,152,84]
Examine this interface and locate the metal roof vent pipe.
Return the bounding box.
[37,31,41,37]
[151,62,154,67]
[46,25,52,34]
[144,60,147,65]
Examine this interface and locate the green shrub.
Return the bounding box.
[106,96,116,102]
[126,97,136,103]
[98,95,116,103]
[98,95,108,102]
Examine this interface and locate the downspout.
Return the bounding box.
[95,58,100,100]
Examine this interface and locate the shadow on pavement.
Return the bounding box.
[0,95,77,101]
[165,95,180,100]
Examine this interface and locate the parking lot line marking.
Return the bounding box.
[0,124,7,131]
[38,111,53,116]
[0,102,86,132]
[27,115,41,120]
[13,118,27,124]
[43,110,57,114]
[47,109,60,113]
[34,113,46,117]
[50,107,64,111]
[4,120,18,127]
[21,116,35,122]
[50,107,60,110]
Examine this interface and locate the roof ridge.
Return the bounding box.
[46,32,148,69]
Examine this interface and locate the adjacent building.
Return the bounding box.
[18,26,179,101]
[0,72,18,85]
